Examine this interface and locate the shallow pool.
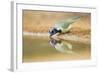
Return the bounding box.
[23,35,91,63]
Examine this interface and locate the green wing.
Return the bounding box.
[54,16,80,29]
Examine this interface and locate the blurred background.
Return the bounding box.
[23,10,91,34]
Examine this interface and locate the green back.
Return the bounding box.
[55,16,80,29]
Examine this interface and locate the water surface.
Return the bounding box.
[23,35,91,62]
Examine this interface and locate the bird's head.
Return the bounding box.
[49,28,61,36]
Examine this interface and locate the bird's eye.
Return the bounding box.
[52,30,54,33]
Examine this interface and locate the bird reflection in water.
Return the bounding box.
[49,37,75,54]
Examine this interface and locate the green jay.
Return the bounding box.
[49,16,80,36]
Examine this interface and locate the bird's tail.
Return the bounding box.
[57,16,81,27]
[70,16,80,20]
[66,16,81,23]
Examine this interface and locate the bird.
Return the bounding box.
[49,16,80,36]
